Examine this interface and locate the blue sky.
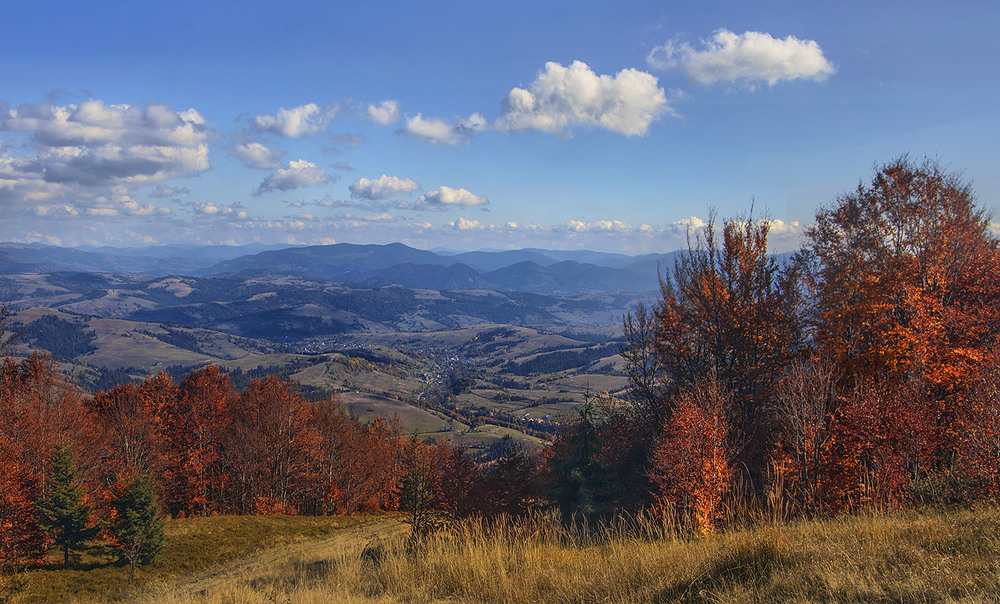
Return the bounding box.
[2,0,997,253]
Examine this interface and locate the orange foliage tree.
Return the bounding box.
[157,365,235,516]
[962,361,1000,498]
[0,433,42,570]
[805,157,1000,455]
[654,213,803,484]
[649,376,735,531]
[227,375,315,514]
[820,381,934,512]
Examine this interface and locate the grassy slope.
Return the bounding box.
[13,515,396,603]
[15,506,1000,603]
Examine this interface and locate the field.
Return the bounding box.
[9,506,1000,603]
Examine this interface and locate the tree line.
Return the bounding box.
[0,356,540,573]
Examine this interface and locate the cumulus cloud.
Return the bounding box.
[0,100,211,205]
[647,29,835,89]
[399,113,487,146]
[228,141,284,169]
[557,219,632,233]
[765,218,801,236]
[189,201,251,220]
[419,185,488,208]
[495,61,670,136]
[449,217,489,230]
[367,100,401,125]
[254,159,335,196]
[349,174,421,200]
[252,103,339,137]
[670,216,708,232]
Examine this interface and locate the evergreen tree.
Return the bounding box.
[549,403,608,523]
[37,444,98,567]
[109,474,165,578]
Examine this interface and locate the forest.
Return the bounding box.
[2,156,1000,590]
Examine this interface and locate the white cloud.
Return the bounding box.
[349,174,421,200]
[449,217,488,230]
[367,100,401,125]
[496,61,670,137]
[399,113,484,146]
[670,216,708,232]
[765,218,801,236]
[0,100,211,205]
[15,232,62,245]
[419,185,488,208]
[228,141,284,169]
[558,219,632,233]
[647,29,835,89]
[253,103,338,137]
[254,159,335,195]
[363,212,395,222]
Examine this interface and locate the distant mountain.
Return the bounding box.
[202,243,667,294]
[74,242,297,260]
[451,249,561,271]
[0,242,297,275]
[205,242,455,279]
[0,243,218,274]
[0,241,789,295]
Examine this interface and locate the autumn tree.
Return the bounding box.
[87,380,162,482]
[0,434,42,571]
[805,156,1000,453]
[0,355,93,493]
[158,365,235,516]
[654,212,803,481]
[649,375,735,531]
[477,445,540,518]
[820,381,934,512]
[773,359,840,515]
[227,376,314,514]
[962,361,1000,498]
[37,443,99,567]
[429,440,479,521]
[399,433,435,541]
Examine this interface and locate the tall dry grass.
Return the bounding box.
[141,505,1000,603]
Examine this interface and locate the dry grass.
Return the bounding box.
[9,514,383,603]
[135,506,1000,603]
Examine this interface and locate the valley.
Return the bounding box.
[2,242,652,453]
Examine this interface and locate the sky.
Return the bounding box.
[1,0,998,253]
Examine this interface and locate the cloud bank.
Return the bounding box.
[0,100,210,210]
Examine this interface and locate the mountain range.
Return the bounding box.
[1,242,681,295]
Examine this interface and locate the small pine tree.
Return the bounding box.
[37,443,99,567]
[549,402,608,523]
[110,474,165,578]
